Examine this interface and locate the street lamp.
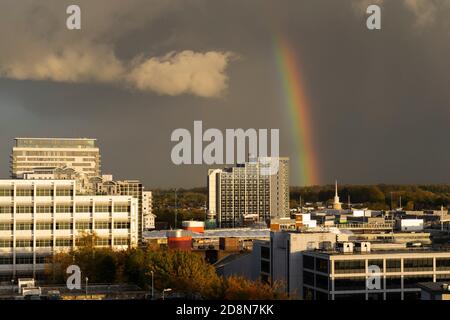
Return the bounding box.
[85,277,89,297]
[162,288,172,300]
[150,271,154,300]
[174,188,178,228]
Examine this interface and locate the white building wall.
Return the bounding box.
[0,179,138,279]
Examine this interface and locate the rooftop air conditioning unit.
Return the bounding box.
[360,242,371,252]
[337,242,354,253]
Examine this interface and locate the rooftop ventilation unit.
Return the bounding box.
[355,242,371,252]
[337,242,354,253]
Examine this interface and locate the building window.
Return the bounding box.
[0,256,13,264]
[0,188,13,197]
[261,260,270,273]
[114,238,129,245]
[0,223,12,230]
[303,255,315,270]
[16,223,32,230]
[334,277,366,291]
[36,222,52,230]
[436,274,450,282]
[368,259,384,272]
[260,246,270,260]
[316,274,329,290]
[16,205,33,214]
[56,222,72,230]
[36,205,53,213]
[436,258,450,271]
[303,271,314,286]
[16,189,33,197]
[386,276,402,289]
[114,205,130,213]
[36,256,47,264]
[16,240,32,247]
[36,239,52,247]
[334,260,365,274]
[16,256,33,264]
[76,222,92,230]
[113,221,130,229]
[403,258,433,272]
[0,240,12,248]
[56,205,73,213]
[0,206,12,214]
[76,205,92,213]
[55,188,73,197]
[36,188,53,197]
[386,259,401,272]
[55,239,73,247]
[95,205,111,213]
[95,238,110,246]
[94,221,110,229]
[316,258,329,273]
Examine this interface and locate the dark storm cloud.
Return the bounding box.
[0,0,449,187]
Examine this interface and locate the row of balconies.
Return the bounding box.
[0,229,130,238]
[0,212,130,221]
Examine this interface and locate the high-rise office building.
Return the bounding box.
[207,157,289,228]
[10,138,101,179]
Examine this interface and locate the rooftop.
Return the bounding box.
[14,138,97,149]
[306,246,450,256]
[417,282,450,294]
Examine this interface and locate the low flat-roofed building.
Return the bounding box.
[251,229,450,300]
[302,247,450,300]
[418,282,450,300]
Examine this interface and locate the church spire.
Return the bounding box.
[333,180,342,210]
[335,180,338,198]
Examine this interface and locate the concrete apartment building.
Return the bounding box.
[0,179,138,280]
[11,138,101,179]
[207,157,289,228]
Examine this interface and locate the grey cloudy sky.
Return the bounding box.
[0,0,449,188]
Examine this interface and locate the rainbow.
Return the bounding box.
[274,34,320,186]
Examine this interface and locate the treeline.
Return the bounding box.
[291,184,450,210]
[46,234,287,300]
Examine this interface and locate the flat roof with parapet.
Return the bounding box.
[305,247,450,257]
[14,138,97,148]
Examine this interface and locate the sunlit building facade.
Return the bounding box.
[0,180,138,280]
[11,138,101,179]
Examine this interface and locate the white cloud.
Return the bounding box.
[128,51,234,97]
